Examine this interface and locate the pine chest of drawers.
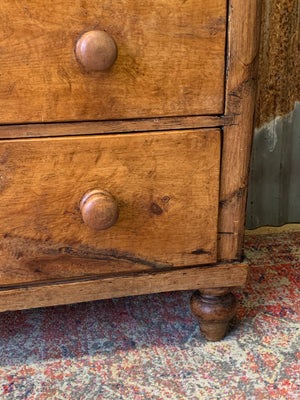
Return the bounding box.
[0,0,261,340]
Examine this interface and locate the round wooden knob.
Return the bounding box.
[75,30,118,71]
[80,189,118,230]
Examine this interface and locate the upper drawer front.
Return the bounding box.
[0,129,220,286]
[0,0,227,124]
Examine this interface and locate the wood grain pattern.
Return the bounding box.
[218,0,261,261]
[0,0,260,337]
[0,0,226,124]
[0,129,220,286]
[0,115,234,139]
[0,262,249,312]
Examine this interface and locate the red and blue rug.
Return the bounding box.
[0,232,299,399]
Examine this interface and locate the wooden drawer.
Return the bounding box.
[0,0,226,124]
[0,129,220,286]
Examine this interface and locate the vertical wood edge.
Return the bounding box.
[218,0,262,261]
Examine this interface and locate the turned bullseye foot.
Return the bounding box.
[190,288,237,341]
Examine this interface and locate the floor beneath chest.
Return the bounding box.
[0,229,299,399]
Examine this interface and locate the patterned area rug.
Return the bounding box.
[0,232,299,399]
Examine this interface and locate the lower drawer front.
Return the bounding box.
[0,129,220,286]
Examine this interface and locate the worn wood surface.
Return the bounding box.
[190,288,237,341]
[0,0,259,331]
[218,0,261,261]
[0,262,248,312]
[0,0,226,124]
[0,129,220,286]
[0,115,234,139]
